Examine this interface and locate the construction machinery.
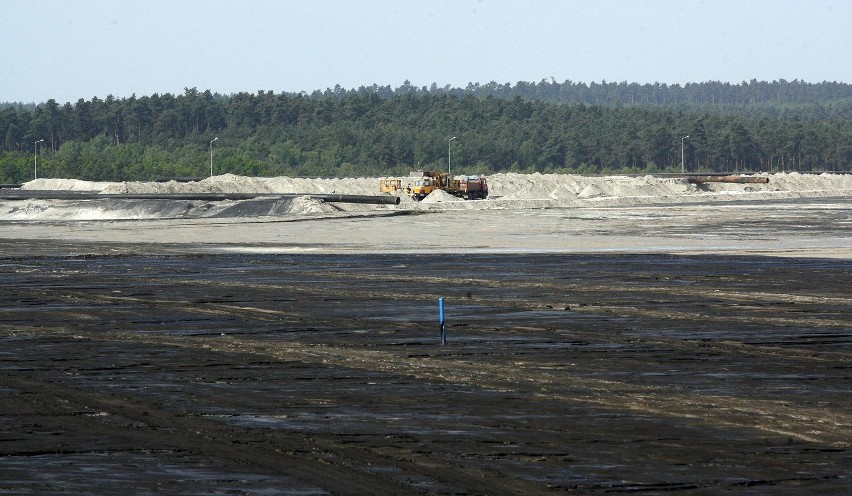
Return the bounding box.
[453,175,489,200]
[408,170,448,200]
[379,177,402,193]
[380,170,488,201]
[687,175,769,184]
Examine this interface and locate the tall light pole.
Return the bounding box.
[209,137,218,177]
[681,135,689,174]
[34,139,44,180]
[448,136,457,175]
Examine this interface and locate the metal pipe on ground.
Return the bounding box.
[0,191,263,201]
[0,191,401,204]
[310,194,400,205]
[687,175,769,184]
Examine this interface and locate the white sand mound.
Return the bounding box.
[16,172,852,214]
[577,183,606,198]
[421,189,463,203]
[22,178,114,192]
[282,196,338,214]
[96,174,382,196]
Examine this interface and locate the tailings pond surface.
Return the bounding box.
[0,253,849,494]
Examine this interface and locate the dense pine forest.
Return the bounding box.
[2,79,850,182]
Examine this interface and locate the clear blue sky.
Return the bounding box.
[2,0,850,104]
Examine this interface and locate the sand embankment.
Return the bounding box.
[14,172,852,214]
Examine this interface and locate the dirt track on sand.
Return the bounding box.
[1,251,849,494]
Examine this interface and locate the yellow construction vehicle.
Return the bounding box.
[379,177,402,193]
[409,171,451,200]
[408,170,488,201]
[379,170,489,201]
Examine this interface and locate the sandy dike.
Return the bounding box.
[2,172,850,258]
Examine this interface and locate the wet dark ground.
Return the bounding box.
[0,249,849,494]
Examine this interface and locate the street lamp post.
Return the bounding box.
[34,139,44,180]
[209,137,218,177]
[448,136,457,174]
[681,135,689,174]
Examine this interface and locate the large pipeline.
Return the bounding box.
[687,175,769,184]
[0,191,266,201]
[0,190,400,204]
[310,193,400,205]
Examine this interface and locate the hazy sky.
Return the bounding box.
[3,0,850,104]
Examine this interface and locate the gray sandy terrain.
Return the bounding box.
[1,172,850,257]
[0,173,849,494]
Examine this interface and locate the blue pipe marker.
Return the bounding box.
[439,297,446,345]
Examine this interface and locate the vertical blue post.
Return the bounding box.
[439,297,446,345]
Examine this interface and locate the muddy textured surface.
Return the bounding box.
[0,251,849,494]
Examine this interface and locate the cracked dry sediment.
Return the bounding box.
[0,253,849,494]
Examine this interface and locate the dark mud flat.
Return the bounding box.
[0,252,849,495]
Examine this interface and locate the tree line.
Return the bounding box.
[372,79,852,118]
[1,80,850,183]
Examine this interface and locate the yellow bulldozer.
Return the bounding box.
[379,177,402,193]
